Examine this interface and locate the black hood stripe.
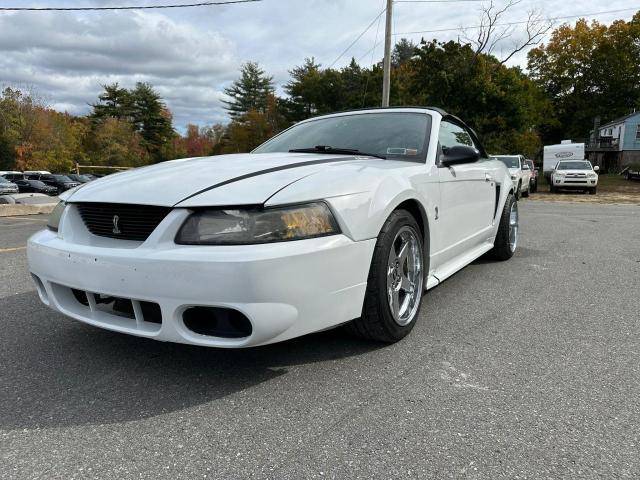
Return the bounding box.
[173,155,373,206]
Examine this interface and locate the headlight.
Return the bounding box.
[510,174,517,180]
[555,172,565,177]
[588,173,597,178]
[47,201,66,232]
[176,202,340,245]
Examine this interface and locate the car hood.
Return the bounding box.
[66,153,383,207]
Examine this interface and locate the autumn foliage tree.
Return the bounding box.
[528,13,640,141]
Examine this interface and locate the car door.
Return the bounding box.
[436,120,495,261]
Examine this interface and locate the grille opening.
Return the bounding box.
[183,307,252,339]
[92,294,136,319]
[140,301,162,324]
[72,288,89,306]
[74,202,171,242]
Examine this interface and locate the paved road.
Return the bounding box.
[1,202,639,479]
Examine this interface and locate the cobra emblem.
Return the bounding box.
[112,215,121,234]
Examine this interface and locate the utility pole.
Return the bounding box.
[381,0,393,107]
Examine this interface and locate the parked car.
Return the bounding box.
[2,173,24,182]
[33,174,80,194]
[24,170,51,176]
[550,160,599,194]
[493,155,532,198]
[14,179,58,195]
[28,107,518,348]
[0,177,19,195]
[0,170,22,178]
[625,163,640,180]
[525,159,538,193]
[67,174,93,183]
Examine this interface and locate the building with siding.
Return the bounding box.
[587,112,640,172]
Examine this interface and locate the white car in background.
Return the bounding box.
[493,155,532,198]
[28,107,518,348]
[550,160,599,194]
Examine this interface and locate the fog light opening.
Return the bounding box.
[183,307,252,339]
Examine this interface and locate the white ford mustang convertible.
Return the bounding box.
[28,107,518,347]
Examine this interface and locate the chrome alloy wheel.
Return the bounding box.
[509,201,519,253]
[386,226,423,326]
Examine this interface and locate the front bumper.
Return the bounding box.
[27,207,375,348]
[552,177,598,188]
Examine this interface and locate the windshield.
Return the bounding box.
[497,156,520,169]
[254,112,431,162]
[52,175,72,182]
[557,161,592,170]
[29,180,46,187]
[0,178,12,184]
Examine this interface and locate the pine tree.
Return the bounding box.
[90,83,132,121]
[392,38,418,67]
[223,62,274,119]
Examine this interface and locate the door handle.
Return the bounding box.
[485,173,494,182]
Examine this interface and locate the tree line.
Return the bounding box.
[1,11,638,172]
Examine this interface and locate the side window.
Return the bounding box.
[438,121,475,160]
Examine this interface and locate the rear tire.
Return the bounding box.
[347,210,425,343]
[490,194,518,261]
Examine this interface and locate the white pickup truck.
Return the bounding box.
[493,155,532,198]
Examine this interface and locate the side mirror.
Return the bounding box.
[441,145,480,166]
[522,164,530,170]
[594,166,600,172]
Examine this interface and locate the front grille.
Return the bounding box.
[75,202,171,241]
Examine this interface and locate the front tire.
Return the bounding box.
[490,193,518,261]
[522,184,530,198]
[347,210,425,343]
[589,187,597,195]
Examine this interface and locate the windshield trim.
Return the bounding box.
[253,111,433,164]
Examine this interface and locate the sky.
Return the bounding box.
[0,0,637,131]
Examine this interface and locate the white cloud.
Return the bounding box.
[0,0,637,130]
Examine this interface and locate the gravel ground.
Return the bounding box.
[1,201,639,479]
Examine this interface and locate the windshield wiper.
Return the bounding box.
[289,145,386,160]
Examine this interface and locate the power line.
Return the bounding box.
[396,0,485,3]
[329,7,387,68]
[0,0,262,12]
[361,0,386,106]
[395,6,640,35]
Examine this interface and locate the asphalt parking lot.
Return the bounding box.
[1,201,639,479]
